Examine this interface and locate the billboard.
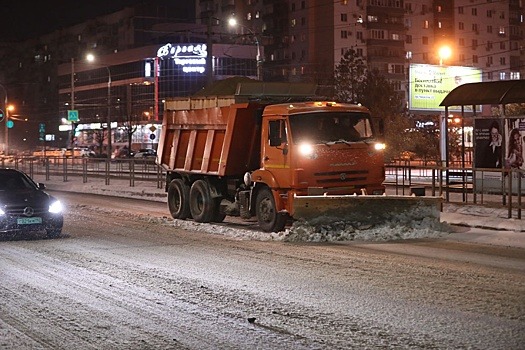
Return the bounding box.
[409,64,482,112]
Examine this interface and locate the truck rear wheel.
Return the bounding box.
[168,179,191,219]
[189,180,216,223]
[212,201,227,223]
[255,188,287,232]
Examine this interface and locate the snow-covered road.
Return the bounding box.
[1,193,524,349]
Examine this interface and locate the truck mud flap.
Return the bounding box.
[292,194,443,228]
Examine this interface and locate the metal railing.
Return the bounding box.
[0,155,166,190]
[385,163,524,219]
[2,155,523,219]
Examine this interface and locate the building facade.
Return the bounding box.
[0,0,523,154]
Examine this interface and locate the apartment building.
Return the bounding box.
[199,0,523,105]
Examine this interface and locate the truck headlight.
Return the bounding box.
[374,143,386,150]
[298,143,316,159]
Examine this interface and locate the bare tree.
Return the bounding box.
[121,114,140,156]
[93,129,107,156]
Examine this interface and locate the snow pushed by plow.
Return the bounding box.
[287,195,451,242]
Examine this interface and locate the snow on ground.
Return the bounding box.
[74,203,453,243]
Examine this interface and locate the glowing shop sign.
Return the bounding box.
[157,43,207,74]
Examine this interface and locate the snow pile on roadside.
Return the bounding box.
[285,217,452,242]
[162,215,452,243]
[72,204,452,243]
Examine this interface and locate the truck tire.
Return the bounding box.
[189,180,216,223]
[168,179,191,219]
[255,188,287,232]
[212,201,227,223]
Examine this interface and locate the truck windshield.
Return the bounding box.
[289,112,373,144]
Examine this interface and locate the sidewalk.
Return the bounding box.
[32,174,525,233]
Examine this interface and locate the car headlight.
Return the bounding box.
[374,143,386,150]
[0,206,5,216]
[49,200,63,214]
[298,143,317,159]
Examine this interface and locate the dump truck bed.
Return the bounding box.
[157,102,262,176]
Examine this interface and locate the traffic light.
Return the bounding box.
[0,109,4,122]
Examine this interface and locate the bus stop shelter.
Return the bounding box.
[439,79,525,203]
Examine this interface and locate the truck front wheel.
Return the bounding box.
[189,180,216,223]
[255,188,287,232]
[168,179,191,219]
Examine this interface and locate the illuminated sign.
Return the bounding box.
[409,64,482,112]
[157,43,207,74]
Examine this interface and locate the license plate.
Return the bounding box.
[17,217,43,225]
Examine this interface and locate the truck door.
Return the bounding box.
[262,119,291,186]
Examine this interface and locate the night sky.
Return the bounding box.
[0,1,143,41]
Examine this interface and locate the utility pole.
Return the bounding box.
[206,16,213,86]
[70,57,75,149]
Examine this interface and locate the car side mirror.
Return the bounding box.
[38,183,46,190]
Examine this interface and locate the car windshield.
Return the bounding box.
[0,172,36,191]
[289,112,374,144]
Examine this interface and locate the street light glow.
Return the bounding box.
[228,17,262,80]
[228,18,237,27]
[438,46,452,65]
[86,53,112,160]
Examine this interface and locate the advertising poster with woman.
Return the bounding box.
[505,118,525,177]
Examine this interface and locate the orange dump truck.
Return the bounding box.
[157,82,441,232]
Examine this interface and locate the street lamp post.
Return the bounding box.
[5,105,14,155]
[228,18,262,81]
[71,58,75,110]
[106,67,112,160]
[70,57,75,149]
[206,16,214,86]
[0,84,10,155]
[86,54,112,160]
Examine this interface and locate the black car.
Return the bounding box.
[133,148,157,158]
[0,168,64,239]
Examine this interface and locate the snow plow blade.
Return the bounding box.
[292,194,442,228]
